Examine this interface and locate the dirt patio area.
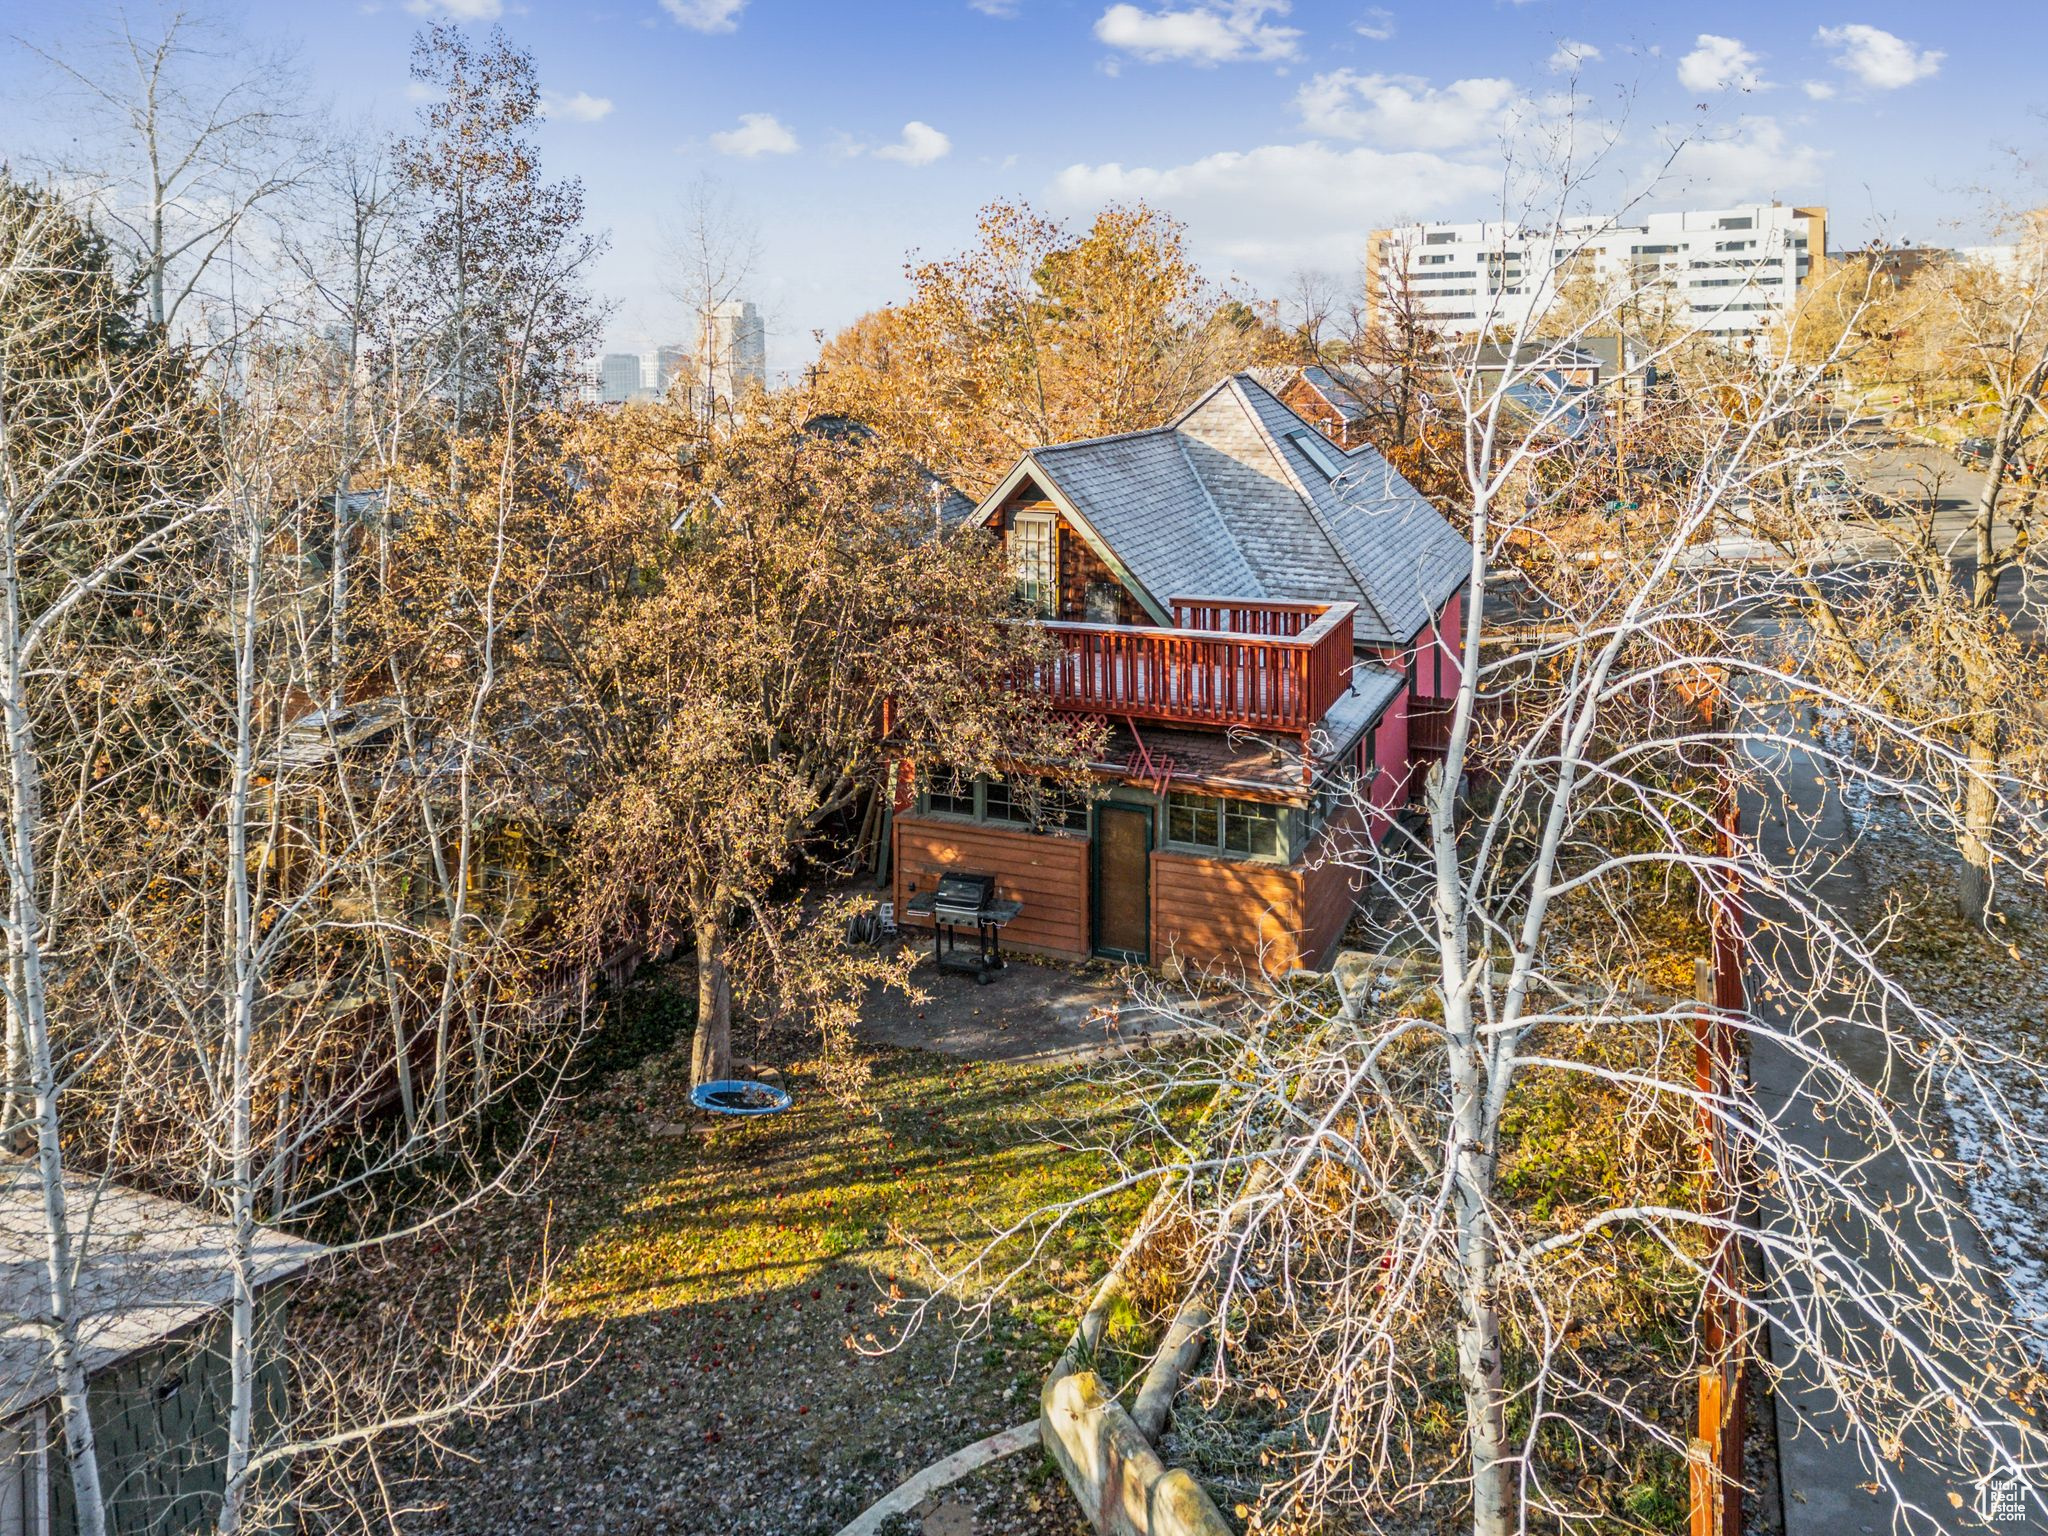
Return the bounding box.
[856,944,1201,1064]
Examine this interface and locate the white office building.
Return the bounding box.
[1370,203,1828,340]
[699,300,767,401]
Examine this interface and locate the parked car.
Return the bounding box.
[1957,435,2043,480]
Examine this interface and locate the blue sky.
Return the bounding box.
[4,0,2039,376]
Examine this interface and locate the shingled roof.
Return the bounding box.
[973,374,1468,647]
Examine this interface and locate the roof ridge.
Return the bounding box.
[1173,431,1263,599]
[1225,376,1397,636]
[1033,421,1180,455]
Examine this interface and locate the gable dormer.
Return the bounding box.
[986,474,1148,626]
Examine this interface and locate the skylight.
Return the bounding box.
[1286,429,1348,480]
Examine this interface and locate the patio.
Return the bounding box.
[856,947,1200,1064]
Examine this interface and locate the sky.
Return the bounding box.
[3,0,2041,378]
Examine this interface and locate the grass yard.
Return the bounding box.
[297,969,1165,1536]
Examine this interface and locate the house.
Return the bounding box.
[890,373,1469,977]
[1272,364,1380,450]
[0,1176,326,1535]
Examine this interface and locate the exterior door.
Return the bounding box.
[1092,804,1151,961]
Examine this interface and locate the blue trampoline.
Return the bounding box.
[689,1078,792,1116]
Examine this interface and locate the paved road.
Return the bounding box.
[1835,423,2045,614]
[1741,723,2047,1536]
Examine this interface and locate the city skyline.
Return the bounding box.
[2,2,2034,380]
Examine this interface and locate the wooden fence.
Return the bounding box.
[1691,782,1750,1536]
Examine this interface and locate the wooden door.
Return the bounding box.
[1092,804,1151,961]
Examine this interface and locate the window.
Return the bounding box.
[1286,429,1347,480]
[1225,800,1284,858]
[925,774,1087,830]
[1010,511,1057,617]
[925,774,976,818]
[1168,790,1284,860]
[1083,580,1122,624]
[1717,215,1753,230]
[1425,231,1456,245]
[985,777,1088,830]
[1167,792,1220,850]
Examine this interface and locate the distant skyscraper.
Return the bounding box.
[699,300,767,402]
[600,352,644,403]
[655,343,693,396]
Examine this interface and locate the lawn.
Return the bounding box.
[295,968,1165,1536]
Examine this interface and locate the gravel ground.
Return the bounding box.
[1848,809,2048,1359]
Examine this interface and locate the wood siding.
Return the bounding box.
[1299,800,1372,964]
[1279,378,1365,450]
[992,490,1147,625]
[893,815,1091,960]
[1150,848,1305,976]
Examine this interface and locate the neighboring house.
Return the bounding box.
[891,373,1468,977]
[1272,364,1378,450]
[0,1177,325,1536]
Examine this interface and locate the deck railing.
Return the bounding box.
[1021,596,1355,733]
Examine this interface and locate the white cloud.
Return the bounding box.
[1294,70,1517,150]
[1660,116,1825,202]
[1678,34,1764,93]
[970,0,1018,13]
[1092,1,1300,65]
[1815,24,1942,90]
[1548,38,1600,73]
[662,0,747,32]
[1354,7,1394,41]
[541,91,614,123]
[710,112,799,157]
[1801,79,1836,100]
[874,121,952,165]
[403,0,502,18]
[1049,141,1498,276]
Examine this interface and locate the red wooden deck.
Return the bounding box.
[1021,596,1355,733]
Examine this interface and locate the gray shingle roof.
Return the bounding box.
[1031,428,1261,606]
[1008,375,1468,647]
[0,1174,326,1417]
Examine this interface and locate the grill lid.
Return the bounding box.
[932,871,996,917]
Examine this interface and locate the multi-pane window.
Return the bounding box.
[925,773,976,817]
[1010,511,1057,617]
[926,774,1088,830]
[1166,791,1285,861]
[1224,800,1284,858]
[985,777,1088,831]
[1166,792,1220,850]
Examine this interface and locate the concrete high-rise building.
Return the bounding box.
[698,300,767,401]
[600,352,646,403]
[1369,202,1827,340]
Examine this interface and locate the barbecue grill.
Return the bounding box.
[903,872,1024,984]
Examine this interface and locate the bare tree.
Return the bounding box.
[660,172,762,422]
[1282,266,1342,364]
[22,6,315,334]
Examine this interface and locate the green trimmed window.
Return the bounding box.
[1166,791,1286,861]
